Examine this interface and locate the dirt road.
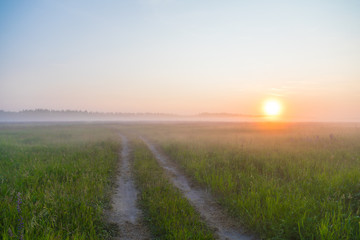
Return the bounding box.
[108,135,150,240]
[141,137,257,240]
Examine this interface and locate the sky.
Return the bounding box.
[0,0,359,121]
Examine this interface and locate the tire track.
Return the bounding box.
[108,135,150,240]
[141,137,257,240]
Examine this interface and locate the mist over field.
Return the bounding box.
[0,109,266,122]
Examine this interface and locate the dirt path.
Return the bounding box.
[141,137,257,240]
[107,135,150,240]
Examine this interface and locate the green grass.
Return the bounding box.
[132,139,214,240]
[0,124,119,240]
[136,122,360,240]
[2,122,359,239]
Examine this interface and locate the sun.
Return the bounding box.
[263,100,282,116]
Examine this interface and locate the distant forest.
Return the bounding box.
[0,109,260,122]
[0,109,177,122]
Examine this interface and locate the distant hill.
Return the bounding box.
[0,109,262,122]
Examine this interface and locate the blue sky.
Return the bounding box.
[0,0,359,120]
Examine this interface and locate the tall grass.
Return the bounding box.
[0,124,119,239]
[132,139,214,240]
[140,122,360,239]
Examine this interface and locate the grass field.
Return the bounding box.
[1,122,360,239]
[137,122,360,240]
[0,124,119,239]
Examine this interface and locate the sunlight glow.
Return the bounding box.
[263,100,282,116]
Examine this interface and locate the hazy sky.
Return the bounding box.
[1,0,359,121]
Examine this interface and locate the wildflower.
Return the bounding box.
[8,228,13,238]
